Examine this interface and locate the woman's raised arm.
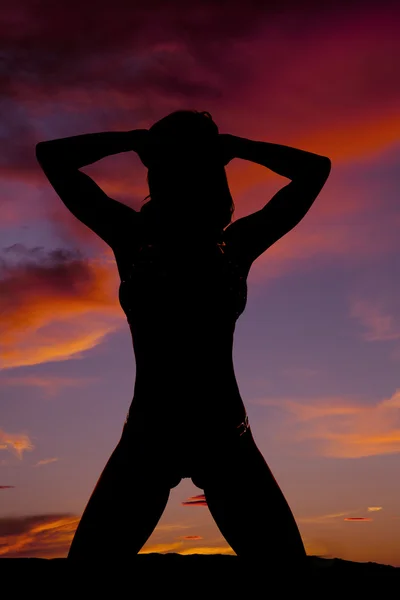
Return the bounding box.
[222,134,331,265]
[35,130,149,248]
[36,129,148,169]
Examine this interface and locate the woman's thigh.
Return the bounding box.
[192,427,265,484]
[119,422,183,489]
[196,430,305,561]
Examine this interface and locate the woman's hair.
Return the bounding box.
[140,110,234,233]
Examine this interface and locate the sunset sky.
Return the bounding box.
[1,0,400,565]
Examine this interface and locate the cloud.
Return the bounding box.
[139,542,184,554]
[0,514,78,558]
[0,428,34,458]
[350,299,400,342]
[0,1,399,305]
[179,545,235,555]
[1,1,400,191]
[0,245,122,368]
[298,511,353,524]
[182,494,207,506]
[0,486,15,489]
[154,523,190,532]
[141,540,234,555]
[0,374,97,398]
[300,508,383,525]
[256,388,400,458]
[34,457,58,467]
[235,149,399,288]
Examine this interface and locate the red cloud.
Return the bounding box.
[344,518,372,522]
[182,494,207,506]
[0,486,15,489]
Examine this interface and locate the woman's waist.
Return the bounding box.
[128,315,236,340]
[128,384,246,423]
[132,366,240,397]
[132,341,235,370]
[125,396,248,438]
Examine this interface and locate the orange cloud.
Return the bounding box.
[256,388,400,458]
[179,545,235,555]
[34,457,58,467]
[0,428,34,458]
[0,245,123,368]
[140,541,234,555]
[367,507,383,512]
[0,514,78,558]
[139,542,183,554]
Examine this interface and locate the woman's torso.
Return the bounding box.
[113,216,250,431]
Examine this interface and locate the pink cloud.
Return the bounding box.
[350,299,400,342]
[0,374,97,398]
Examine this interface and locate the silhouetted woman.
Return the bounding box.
[36,111,330,567]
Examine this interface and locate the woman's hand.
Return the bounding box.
[130,129,177,168]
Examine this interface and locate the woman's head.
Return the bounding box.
[140,110,234,235]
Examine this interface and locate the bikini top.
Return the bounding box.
[118,239,248,327]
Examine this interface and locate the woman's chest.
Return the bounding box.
[116,241,247,321]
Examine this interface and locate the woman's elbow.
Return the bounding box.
[36,141,57,167]
[35,142,48,163]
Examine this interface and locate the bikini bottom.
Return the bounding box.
[120,413,251,490]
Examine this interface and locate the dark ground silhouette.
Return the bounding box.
[1,554,399,595]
